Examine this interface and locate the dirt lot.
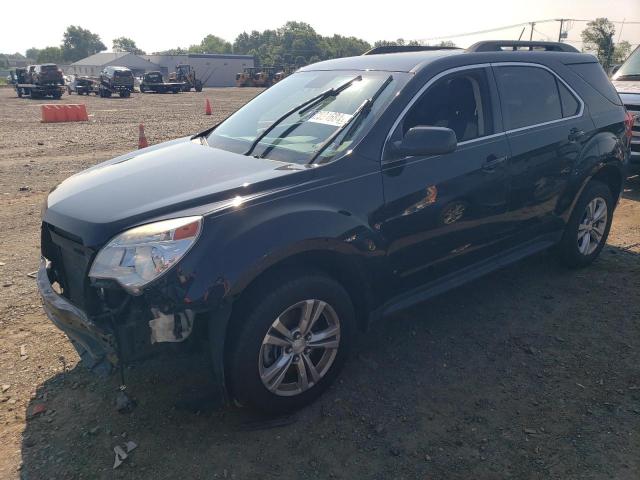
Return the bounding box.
[0,86,639,480]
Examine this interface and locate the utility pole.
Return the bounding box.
[529,22,535,41]
[558,19,565,42]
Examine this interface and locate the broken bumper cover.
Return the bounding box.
[37,259,118,375]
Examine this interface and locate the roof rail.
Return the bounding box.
[467,40,580,53]
[363,45,461,55]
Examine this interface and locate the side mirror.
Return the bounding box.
[392,126,457,157]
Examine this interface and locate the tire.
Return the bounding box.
[556,180,613,268]
[226,271,355,414]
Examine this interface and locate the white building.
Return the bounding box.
[67,52,162,77]
[143,53,254,87]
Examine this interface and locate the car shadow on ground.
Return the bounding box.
[19,228,640,478]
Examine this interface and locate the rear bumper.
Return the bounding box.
[37,259,118,375]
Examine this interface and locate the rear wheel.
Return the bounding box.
[226,272,355,414]
[556,181,613,268]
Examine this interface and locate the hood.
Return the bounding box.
[613,80,640,108]
[44,137,306,246]
[613,80,640,95]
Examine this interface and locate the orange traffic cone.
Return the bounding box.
[205,98,212,116]
[138,123,149,149]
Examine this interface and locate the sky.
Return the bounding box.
[1,0,639,55]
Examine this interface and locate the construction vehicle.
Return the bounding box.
[252,67,278,87]
[139,71,184,93]
[99,66,134,98]
[168,64,203,92]
[11,64,65,99]
[235,67,257,87]
[273,65,295,83]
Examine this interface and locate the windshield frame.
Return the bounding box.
[206,69,411,165]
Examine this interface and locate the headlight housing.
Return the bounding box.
[89,216,202,294]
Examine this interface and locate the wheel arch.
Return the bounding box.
[227,248,374,335]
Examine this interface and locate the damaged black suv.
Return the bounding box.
[39,41,631,413]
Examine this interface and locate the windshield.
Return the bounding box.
[207,70,409,164]
[614,47,640,80]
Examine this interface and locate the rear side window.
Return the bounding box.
[568,62,622,106]
[495,66,562,130]
[558,81,580,117]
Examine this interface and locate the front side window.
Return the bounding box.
[495,66,579,130]
[207,70,409,164]
[401,68,494,143]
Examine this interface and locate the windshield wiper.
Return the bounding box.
[308,75,393,164]
[244,75,362,156]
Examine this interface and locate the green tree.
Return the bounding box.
[374,38,422,48]
[62,25,107,62]
[25,48,40,61]
[613,40,632,64]
[36,46,64,64]
[112,37,145,55]
[189,34,232,54]
[581,18,616,68]
[153,47,188,55]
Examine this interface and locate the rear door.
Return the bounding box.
[378,66,513,293]
[493,63,594,237]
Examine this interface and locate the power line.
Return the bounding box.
[418,18,640,42]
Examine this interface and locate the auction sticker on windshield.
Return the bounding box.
[308,110,353,127]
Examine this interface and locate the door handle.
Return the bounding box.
[568,128,585,142]
[481,155,507,172]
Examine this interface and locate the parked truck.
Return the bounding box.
[11,64,65,99]
[139,71,184,93]
[99,66,134,98]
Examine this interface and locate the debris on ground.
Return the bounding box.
[20,344,28,360]
[115,389,136,413]
[26,271,38,279]
[27,404,47,419]
[112,440,138,469]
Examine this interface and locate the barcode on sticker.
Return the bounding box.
[308,110,353,127]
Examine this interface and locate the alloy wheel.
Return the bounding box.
[259,299,341,396]
[577,197,607,256]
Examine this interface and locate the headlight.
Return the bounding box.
[89,216,202,294]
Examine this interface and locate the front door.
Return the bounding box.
[377,66,513,294]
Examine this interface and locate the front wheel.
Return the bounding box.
[556,180,613,268]
[226,272,355,414]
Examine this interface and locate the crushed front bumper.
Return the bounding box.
[37,259,118,375]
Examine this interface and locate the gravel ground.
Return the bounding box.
[0,86,639,480]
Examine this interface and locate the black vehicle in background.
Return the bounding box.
[39,41,631,413]
[612,45,640,173]
[11,64,65,99]
[99,66,134,98]
[139,71,184,93]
